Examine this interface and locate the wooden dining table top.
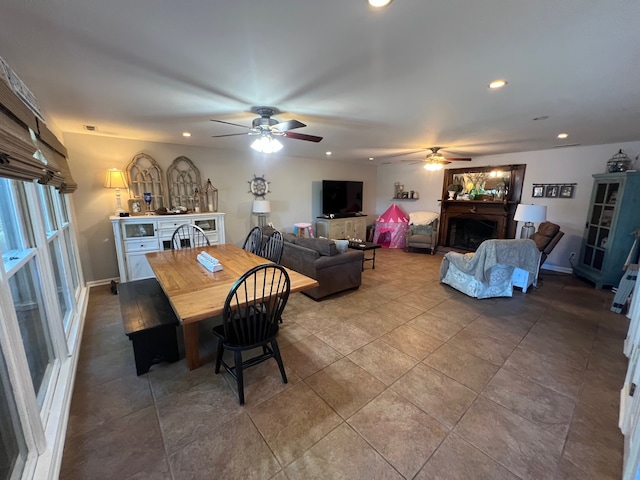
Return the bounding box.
[145,244,318,324]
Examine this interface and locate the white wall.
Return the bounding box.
[376,141,640,271]
[63,133,378,283]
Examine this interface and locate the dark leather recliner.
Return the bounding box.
[531,221,564,264]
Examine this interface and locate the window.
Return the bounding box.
[0,351,27,480]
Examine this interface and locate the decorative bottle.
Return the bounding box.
[193,188,201,213]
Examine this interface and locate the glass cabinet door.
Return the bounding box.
[582,181,618,271]
[194,218,216,232]
[123,222,155,239]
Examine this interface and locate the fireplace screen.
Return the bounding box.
[448,217,498,251]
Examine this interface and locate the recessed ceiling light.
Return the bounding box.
[557,133,568,139]
[368,0,393,7]
[326,151,332,156]
[369,157,374,161]
[182,132,191,137]
[489,79,507,89]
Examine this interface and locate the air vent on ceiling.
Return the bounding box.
[83,125,97,131]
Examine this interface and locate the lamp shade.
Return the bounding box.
[514,204,547,223]
[252,200,271,214]
[104,169,128,189]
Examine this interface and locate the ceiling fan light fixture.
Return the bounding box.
[489,79,508,89]
[368,0,393,7]
[250,135,283,154]
[424,162,443,171]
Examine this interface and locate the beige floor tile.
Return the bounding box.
[348,339,417,385]
[280,335,343,379]
[454,396,564,480]
[503,346,583,400]
[424,343,500,392]
[169,413,280,480]
[396,290,446,311]
[305,357,385,419]
[247,382,342,466]
[348,389,448,478]
[314,321,375,355]
[482,368,576,437]
[155,373,244,454]
[408,311,471,342]
[63,251,626,479]
[447,328,517,366]
[392,363,476,429]
[563,425,623,480]
[380,324,442,360]
[464,313,534,345]
[284,423,402,479]
[415,433,520,480]
[66,374,152,438]
[276,321,312,348]
[60,406,167,480]
[346,308,408,337]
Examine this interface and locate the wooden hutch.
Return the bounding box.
[438,164,526,251]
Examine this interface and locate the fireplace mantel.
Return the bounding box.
[438,164,526,251]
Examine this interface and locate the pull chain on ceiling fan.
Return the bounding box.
[210,107,323,153]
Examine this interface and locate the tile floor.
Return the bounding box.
[60,248,629,479]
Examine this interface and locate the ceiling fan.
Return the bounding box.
[210,106,323,153]
[402,147,472,170]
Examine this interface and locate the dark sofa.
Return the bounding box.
[269,230,363,300]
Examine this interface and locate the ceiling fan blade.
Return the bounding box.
[272,119,306,131]
[210,119,250,129]
[445,158,472,161]
[211,133,249,138]
[283,131,323,143]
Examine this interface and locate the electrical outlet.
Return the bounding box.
[569,252,576,260]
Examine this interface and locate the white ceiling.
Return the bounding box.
[2,0,640,164]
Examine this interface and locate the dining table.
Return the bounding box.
[146,243,319,370]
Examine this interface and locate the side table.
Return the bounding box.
[348,241,381,271]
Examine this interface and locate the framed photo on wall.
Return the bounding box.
[560,185,575,198]
[545,185,559,198]
[128,198,144,216]
[532,185,544,197]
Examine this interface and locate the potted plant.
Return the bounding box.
[447,183,463,199]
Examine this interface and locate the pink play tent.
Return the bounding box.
[373,204,409,248]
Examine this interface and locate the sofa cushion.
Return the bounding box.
[295,237,338,256]
[409,224,434,236]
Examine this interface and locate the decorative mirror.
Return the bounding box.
[125,152,165,210]
[166,156,202,210]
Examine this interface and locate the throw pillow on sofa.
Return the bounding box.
[295,237,338,256]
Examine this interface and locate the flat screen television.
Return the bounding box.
[322,180,363,217]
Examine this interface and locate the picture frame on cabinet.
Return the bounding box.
[128,198,144,216]
[560,185,575,198]
[545,185,559,198]
[532,185,544,198]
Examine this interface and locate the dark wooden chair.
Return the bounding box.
[242,226,263,255]
[261,230,284,263]
[213,264,290,405]
[171,223,210,250]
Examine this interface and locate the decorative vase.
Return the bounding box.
[448,191,456,200]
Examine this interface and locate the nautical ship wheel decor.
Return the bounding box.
[248,174,269,198]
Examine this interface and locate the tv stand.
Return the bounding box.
[316,216,367,240]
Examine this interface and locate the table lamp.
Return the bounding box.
[252,200,271,228]
[514,204,547,238]
[104,168,128,215]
